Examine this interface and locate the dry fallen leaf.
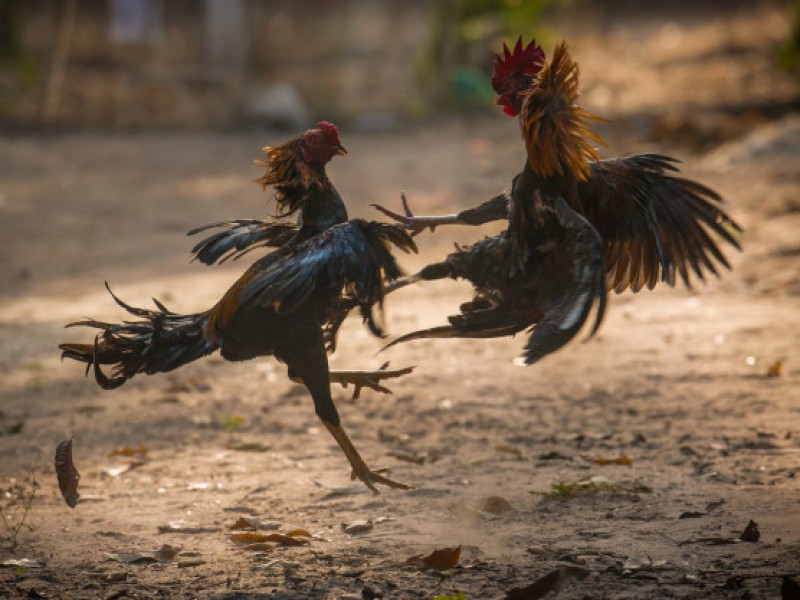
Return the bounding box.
[423,546,461,570]
[740,520,761,542]
[55,438,80,508]
[108,444,148,458]
[504,566,589,600]
[766,359,783,378]
[406,546,461,571]
[592,456,632,466]
[285,529,312,538]
[230,533,308,546]
[154,544,181,563]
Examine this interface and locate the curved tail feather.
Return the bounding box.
[59,284,217,389]
[382,302,530,352]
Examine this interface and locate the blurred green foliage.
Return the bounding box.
[0,0,38,117]
[0,0,38,87]
[778,0,800,73]
[418,0,571,110]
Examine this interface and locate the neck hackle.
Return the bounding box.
[520,41,605,181]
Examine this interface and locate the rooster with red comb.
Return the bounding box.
[60,123,419,493]
[374,37,741,363]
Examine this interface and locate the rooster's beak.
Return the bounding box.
[335,144,348,156]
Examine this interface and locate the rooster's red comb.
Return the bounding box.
[316,121,341,145]
[491,36,545,92]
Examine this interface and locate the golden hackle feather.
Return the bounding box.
[254,139,326,214]
[521,41,605,181]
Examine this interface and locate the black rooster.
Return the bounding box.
[60,123,417,492]
[376,39,741,363]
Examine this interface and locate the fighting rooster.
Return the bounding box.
[60,123,417,493]
[375,39,741,363]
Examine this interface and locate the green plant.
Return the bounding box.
[0,473,40,549]
[779,1,800,72]
[530,479,651,499]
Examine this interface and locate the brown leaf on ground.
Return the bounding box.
[504,566,589,600]
[285,529,312,538]
[230,532,309,546]
[740,520,761,542]
[108,444,148,458]
[409,546,461,571]
[154,544,182,562]
[592,456,632,465]
[55,438,80,508]
[766,359,783,377]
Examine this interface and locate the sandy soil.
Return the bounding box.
[1,5,799,599]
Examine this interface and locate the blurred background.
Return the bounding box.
[1,0,798,131]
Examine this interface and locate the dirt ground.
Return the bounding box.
[1,4,800,599]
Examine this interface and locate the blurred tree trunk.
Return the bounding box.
[204,0,247,124]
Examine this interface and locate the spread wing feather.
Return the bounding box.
[578,154,741,292]
[188,219,299,265]
[237,219,416,333]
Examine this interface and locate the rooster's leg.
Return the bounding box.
[371,192,462,236]
[285,337,413,493]
[328,363,415,400]
[322,421,413,493]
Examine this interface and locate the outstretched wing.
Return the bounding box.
[238,220,416,335]
[187,219,299,265]
[578,154,742,293]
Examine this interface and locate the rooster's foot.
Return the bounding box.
[329,362,414,400]
[349,464,413,493]
[371,192,459,236]
[323,421,414,494]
